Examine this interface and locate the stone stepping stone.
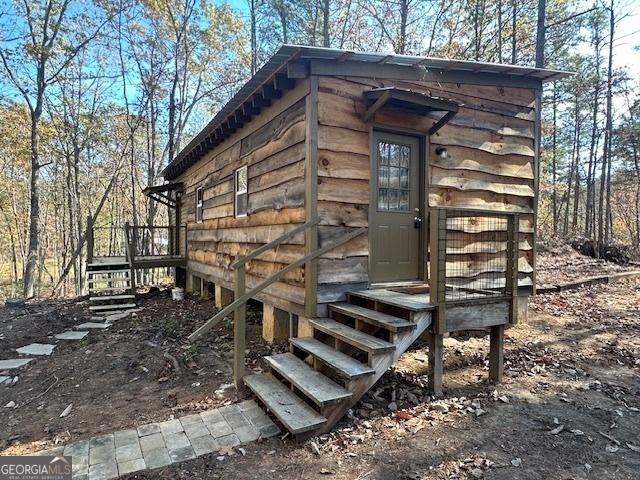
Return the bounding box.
[16,343,56,356]
[0,358,33,370]
[55,331,89,341]
[75,322,111,330]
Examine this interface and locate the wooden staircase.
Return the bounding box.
[87,261,137,316]
[244,291,434,438]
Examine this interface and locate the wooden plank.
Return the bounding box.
[348,289,436,312]
[429,189,534,214]
[318,177,369,204]
[317,125,369,155]
[329,303,416,332]
[243,373,327,435]
[88,269,130,275]
[240,99,305,157]
[290,337,375,379]
[317,150,370,180]
[89,295,135,302]
[430,166,535,198]
[264,353,351,406]
[233,264,246,388]
[310,318,395,354]
[432,123,535,157]
[445,302,509,332]
[305,75,319,318]
[430,145,534,180]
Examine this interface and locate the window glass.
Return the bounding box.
[235,166,248,217]
[377,140,411,212]
[196,187,203,223]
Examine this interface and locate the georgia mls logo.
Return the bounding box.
[0,456,72,480]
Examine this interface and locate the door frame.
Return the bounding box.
[368,125,429,288]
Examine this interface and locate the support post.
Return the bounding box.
[297,316,315,337]
[185,273,194,294]
[234,261,246,389]
[201,279,210,300]
[304,75,319,319]
[489,324,504,383]
[429,208,447,334]
[427,332,444,396]
[86,214,94,262]
[215,284,234,309]
[124,223,136,296]
[262,304,289,343]
[506,214,520,324]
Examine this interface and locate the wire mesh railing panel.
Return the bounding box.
[92,227,128,258]
[439,210,517,302]
[129,226,186,258]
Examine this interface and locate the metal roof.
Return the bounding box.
[163,45,573,180]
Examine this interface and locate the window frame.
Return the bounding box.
[195,187,203,224]
[234,165,248,218]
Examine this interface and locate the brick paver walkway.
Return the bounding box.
[35,400,279,480]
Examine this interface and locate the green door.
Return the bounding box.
[370,132,422,283]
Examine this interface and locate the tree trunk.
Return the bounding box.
[322,0,330,47]
[535,0,546,68]
[23,113,42,298]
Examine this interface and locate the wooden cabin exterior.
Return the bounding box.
[145,45,569,438]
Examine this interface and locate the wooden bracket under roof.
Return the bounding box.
[363,87,460,134]
[143,182,183,209]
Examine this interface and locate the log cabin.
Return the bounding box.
[87,45,571,439]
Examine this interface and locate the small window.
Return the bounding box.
[235,166,248,217]
[195,187,203,223]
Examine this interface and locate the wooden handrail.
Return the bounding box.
[189,226,367,342]
[230,218,320,269]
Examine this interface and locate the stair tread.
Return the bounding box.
[89,294,135,302]
[265,353,351,406]
[88,278,130,284]
[244,373,327,435]
[89,286,128,293]
[290,337,375,379]
[88,269,130,275]
[348,289,436,312]
[310,318,395,354]
[89,303,137,311]
[330,303,416,332]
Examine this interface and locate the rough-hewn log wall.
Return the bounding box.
[176,80,310,314]
[316,76,536,296]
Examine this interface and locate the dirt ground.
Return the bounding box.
[1,253,639,479]
[536,244,638,287]
[0,290,281,454]
[122,278,640,480]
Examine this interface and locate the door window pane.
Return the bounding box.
[379,166,389,188]
[378,188,388,209]
[377,140,411,211]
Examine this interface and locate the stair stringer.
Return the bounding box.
[311,310,433,437]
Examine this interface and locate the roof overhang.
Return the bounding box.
[162,45,574,181]
[363,87,460,134]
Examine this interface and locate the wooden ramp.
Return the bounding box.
[245,290,434,438]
